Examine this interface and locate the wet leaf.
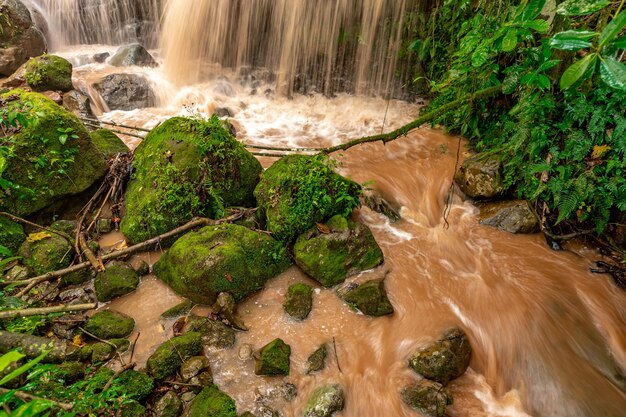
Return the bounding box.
[26,231,52,243]
[600,57,626,90]
[599,11,626,47]
[556,0,611,16]
[550,30,596,51]
[560,54,596,89]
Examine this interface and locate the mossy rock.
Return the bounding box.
[24,55,73,92]
[306,344,328,374]
[154,391,183,417]
[90,129,130,159]
[120,116,262,243]
[91,342,114,363]
[146,332,203,380]
[153,224,291,305]
[0,90,108,216]
[94,261,140,302]
[55,361,85,384]
[109,338,131,353]
[182,315,236,349]
[408,328,472,385]
[302,384,345,417]
[18,231,74,276]
[254,154,362,243]
[181,356,211,382]
[341,279,394,317]
[0,217,25,253]
[401,380,453,417]
[294,215,384,287]
[161,299,194,318]
[84,310,135,339]
[114,370,155,401]
[0,0,46,76]
[254,338,291,376]
[119,400,147,417]
[185,385,236,417]
[283,283,313,320]
[454,154,505,199]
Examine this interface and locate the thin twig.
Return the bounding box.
[0,212,73,244]
[129,332,140,364]
[0,303,96,319]
[0,388,74,411]
[78,326,123,351]
[102,362,136,392]
[332,337,342,374]
[79,117,153,133]
[81,121,146,139]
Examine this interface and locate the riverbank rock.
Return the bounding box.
[401,380,453,417]
[306,344,328,374]
[18,228,73,275]
[146,332,203,380]
[89,129,130,159]
[340,279,393,317]
[255,338,291,376]
[294,215,384,287]
[154,391,183,417]
[0,217,25,252]
[477,200,539,234]
[83,310,135,339]
[408,328,472,385]
[108,43,157,67]
[184,385,236,417]
[94,261,140,302]
[92,73,156,111]
[0,0,46,76]
[283,283,313,320]
[0,90,108,216]
[63,90,96,119]
[254,154,362,243]
[302,384,345,417]
[23,55,73,92]
[362,189,401,222]
[182,315,236,349]
[120,116,263,243]
[154,224,291,304]
[454,154,505,199]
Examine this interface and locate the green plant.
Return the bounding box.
[0,350,53,417]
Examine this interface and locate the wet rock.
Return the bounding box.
[42,91,63,104]
[90,129,130,159]
[61,268,95,286]
[181,356,211,381]
[214,107,233,117]
[454,154,505,199]
[301,384,344,417]
[120,116,262,243]
[255,338,291,376]
[84,310,135,339]
[22,55,73,92]
[0,90,108,216]
[63,89,96,119]
[5,265,30,281]
[115,370,154,401]
[190,370,214,388]
[401,380,453,417]
[408,327,472,385]
[239,343,253,360]
[56,361,85,384]
[51,313,86,339]
[477,200,540,234]
[146,332,203,380]
[119,400,146,417]
[133,259,150,276]
[0,217,26,253]
[181,391,196,402]
[184,385,236,417]
[58,287,92,305]
[254,155,362,243]
[161,300,194,319]
[19,230,74,276]
[239,413,255,417]
[0,0,46,76]
[340,278,393,317]
[306,344,328,374]
[294,215,384,287]
[362,189,401,222]
[94,261,140,302]
[108,43,157,67]
[95,218,114,235]
[93,52,110,63]
[154,391,183,417]
[109,338,130,353]
[92,73,156,111]
[91,342,114,363]
[154,224,291,305]
[213,292,248,331]
[182,315,236,349]
[283,283,313,320]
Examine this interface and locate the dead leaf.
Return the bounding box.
[316,223,331,234]
[591,144,611,159]
[72,334,86,347]
[26,231,52,243]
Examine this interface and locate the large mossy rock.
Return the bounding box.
[454,154,505,199]
[184,385,236,417]
[283,283,313,320]
[154,224,291,304]
[0,217,25,252]
[18,229,73,275]
[146,332,203,380]
[302,384,345,417]
[254,338,291,376]
[340,279,393,317]
[94,261,140,302]
[477,200,539,234]
[83,310,135,339]
[121,116,263,243]
[0,0,46,76]
[23,55,73,92]
[408,328,472,385]
[294,215,383,287]
[254,154,362,243]
[401,380,453,417]
[0,90,108,216]
[114,370,155,401]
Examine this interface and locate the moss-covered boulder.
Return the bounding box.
[302,384,345,417]
[401,380,453,417]
[119,400,146,417]
[0,217,25,253]
[340,279,393,317]
[83,310,135,339]
[154,391,183,417]
[91,342,114,363]
[90,129,129,159]
[182,315,236,349]
[56,361,85,384]
[254,338,291,376]
[94,261,140,302]
[120,116,262,243]
[283,283,313,320]
[154,224,291,304]
[408,328,472,385]
[454,154,505,199]
[146,332,203,380]
[18,230,73,275]
[23,55,73,92]
[0,0,46,76]
[306,344,328,374]
[184,385,236,417]
[0,90,108,216]
[294,215,383,287]
[114,370,155,401]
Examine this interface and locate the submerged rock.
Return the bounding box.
[154,224,291,305]
[408,327,472,385]
[83,310,135,339]
[477,200,539,234]
[182,315,236,349]
[154,391,183,417]
[92,73,156,111]
[0,0,46,76]
[19,229,73,275]
[362,189,401,222]
[212,292,248,331]
[283,283,313,320]
[94,261,140,302]
[63,90,96,119]
[23,55,73,92]
[161,299,194,319]
[301,384,345,417]
[255,338,291,376]
[306,344,328,374]
[108,43,157,67]
[181,356,211,382]
[401,379,452,417]
[146,332,203,380]
[294,215,384,287]
[454,154,505,199]
[340,278,394,317]
[0,217,26,253]
[184,385,236,417]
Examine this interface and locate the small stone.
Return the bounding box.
[182,315,236,349]
[255,338,291,376]
[96,218,114,234]
[51,313,86,339]
[401,380,453,417]
[363,189,401,222]
[93,52,110,63]
[279,383,298,402]
[58,287,92,305]
[161,299,194,318]
[5,265,30,281]
[134,259,150,276]
[154,391,183,417]
[191,370,213,387]
[94,261,140,302]
[283,283,313,320]
[239,343,253,360]
[181,391,197,402]
[213,292,248,331]
[306,344,328,374]
[301,384,344,417]
[181,356,211,381]
[91,342,114,363]
[84,310,135,339]
[146,332,203,380]
[341,279,393,317]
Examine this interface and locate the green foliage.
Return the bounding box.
[0,351,53,417]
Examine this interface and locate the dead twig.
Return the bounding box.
[0,387,74,411]
[102,362,136,392]
[0,303,97,320]
[333,337,342,374]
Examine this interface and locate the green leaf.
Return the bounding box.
[58,134,68,145]
[0,350,48,386]
[560,54,596,89]
[471,44,489,67]
[522,0,547,21]
[549,30,596,50]
[556,0,611,16]
[600,57,626,90]
[502,29,518,52]
[599,11,626,47]
[536,74,552,90]
[610,35,626,49]
[537,59,561,72]
[11,400,54,417]
[0,351,25,373]
[525,19,551,34]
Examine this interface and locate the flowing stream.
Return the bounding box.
[25,1,626,416]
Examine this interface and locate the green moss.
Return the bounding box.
[113,370,154,401]
[160,299,194,318]
[90,129,129,159]
[306,344,328,374]
[182,315,235,349]
[146,332,203,380]
[91,342,114,363]
[84,310,135,339]
[0,217,25,252]
[401,380,452,417]
[154,391,182,417]
[341,279,394,317]
[254,154,362,243]
[302,384,345,417]
[18,232,73,275]
[119,400,146,417]
[94,261,140,302]
[55,361,85,384]
[187,385,236,417]
[120,116,262,243]
[24,55,73,92]
[283,283,313,320]
[153,224,292,304]
[254,338,291,376]
[108,338,130,352]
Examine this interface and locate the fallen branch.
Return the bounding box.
[0,303,96,320]
[79,233,103,271]
[0,387,74,411]
[333,337,342,374]
[0,212,73,244]
[81,121,146,139]
[0,330,79,362]
[79,117,152,133]
[102,362,136,392]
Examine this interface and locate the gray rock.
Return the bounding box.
[108,43,157,67]
[212,292,248,331]
[58,287,92,305]
[63,90,96,119]
[301,384,344,417]
[306,344,328,374]
[51,313,86,339]
[182,315,236,349]
[239,343,253,360]
[154,391,183,417]
[0,0,46,76]
[362,189,401,222]
[181,391,196,403]
[478,200,539,234]
[181,356,211,381]
[5,265,30,281]
[454,154,505,199]
[93,52,110,63]
[401,379,453,417]
[92,73,156,111]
